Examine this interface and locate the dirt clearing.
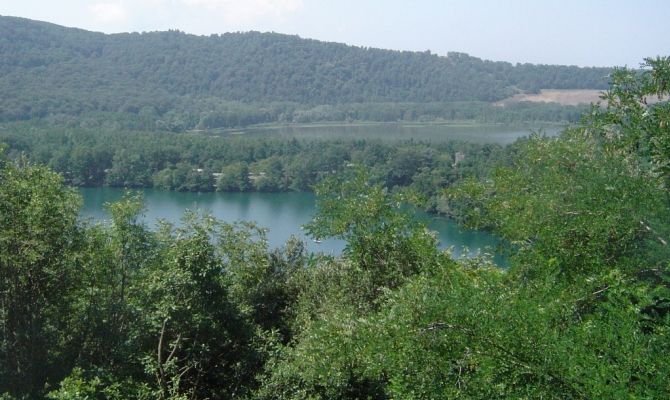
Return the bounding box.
[496,89,604,106]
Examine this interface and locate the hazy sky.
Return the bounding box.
[1,0,668,67]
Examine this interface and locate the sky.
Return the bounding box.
[1,0,668,67]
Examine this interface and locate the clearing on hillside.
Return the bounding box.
[496,89,603,106]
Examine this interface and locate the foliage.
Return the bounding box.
[0,125,507,216]
[0,159,82,397]
[1,56,669,399]
[449,132,668,279]
[257,59,670,399]
[585,56,670,188]
[259,169,445,399]
[306,168,440,301]
[0,16,604,128]
[46,368,151,400]
[216,162,251,192]
[0,163,304,398]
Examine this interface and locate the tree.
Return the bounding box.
[586,56,670,188]
[259,58,670,399]
[0,159,82,397]
[306,167,440,303]
[216,162,251,192]
[132,214,262,399]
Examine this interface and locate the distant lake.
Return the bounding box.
[212,122,562,144]
[79,188,506,265]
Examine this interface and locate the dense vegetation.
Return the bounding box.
[0,122,509,212]
[1,57,668,399]
[0,16,603,129]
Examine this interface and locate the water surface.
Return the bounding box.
[80,188,505,264]
[217,122,561,145]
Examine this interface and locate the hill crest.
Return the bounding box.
[0,16,611,124]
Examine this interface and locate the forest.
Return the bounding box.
[0,121,510,214]
[1,16,603,130]
[1,45,669,400]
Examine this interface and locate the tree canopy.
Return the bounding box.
[0,16,608,126]
[0,46,668,399]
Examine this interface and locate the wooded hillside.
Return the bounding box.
[0,16,610,123]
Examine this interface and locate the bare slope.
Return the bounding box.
[496,89,604,106]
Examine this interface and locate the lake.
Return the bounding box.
[79,188,506,265]
[214,122,562,144]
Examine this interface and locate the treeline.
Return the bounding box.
[0,16,606,126]
[1,58,669,399]
[0,122,508,211]
[18,101,587,132]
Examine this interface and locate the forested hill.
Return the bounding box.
[0,16,610,122]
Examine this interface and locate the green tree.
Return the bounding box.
[132,214,261,399]
[306,167,440,304]
[259,58,670,399]
[257,168,444,399]
[0,159,82,397]
[586,56,670,188]
[216,162,251,192]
